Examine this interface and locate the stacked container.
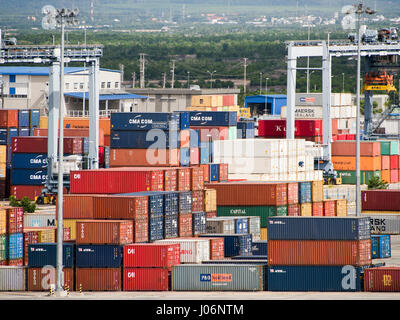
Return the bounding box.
[0,206,24,266]
[267,216,371,291]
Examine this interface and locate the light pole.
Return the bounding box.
[265,77,269,94]
[187,71,190,88]
[259,72,263,94]
[42,5,79,293]
[306,70,315,93]
[207,70,216,89]
[342,73,345,93]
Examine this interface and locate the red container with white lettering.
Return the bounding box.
[177,167,191,191]
[364,267,400,292]
[123,268,169,291]
[123,243,180,270]
[287,204,300,216]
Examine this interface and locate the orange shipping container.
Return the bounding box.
[92,195,148,220]
[104,135,110,147]
[268,240,371,266]
[382,156,390,170]
[312,202,324,216]
[323,200,336,216]
[177,168,191,191]
[200,164,209,182]
[311,180,324,203]
[163,168,177,191]
[76,220,134,245]
[64,117,111,135]
[331,141,381,156]
[178,213,193,237]
[190,167,204,191]
[381,170,390,183]
[109,148,179,167]
[76,268,121,291]
[0,110,19,127]
[28,267,74,291]
[332,156,381,171]
[58,194,96,219]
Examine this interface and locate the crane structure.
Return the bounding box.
[285,39,400,178]
[0,41,103,197]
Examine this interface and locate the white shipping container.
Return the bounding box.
[287,156,298,173]
[155,239,210,264]
[206,219,235,234]
[296,139,306,155]
[228,157,279,174]
[278,140,288,157]
[279,156,288,173]
[332,106,340,119]
[351,106,357,118]
[287,173,297,181]
[287,139,297,155]
[339,106,352,119]
[0,266,26,291]
[23,213,56,228]
[296,155,306,172]
[281,106,323,119]
[297,172,306,181]
[381,119,400,135]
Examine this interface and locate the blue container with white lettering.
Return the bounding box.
[110,130,178,149]
[234,217,249,234]
[371,235,391,259]
[75,245,122,268]
[12,153,48,169]
[30,109,41,128]
[209,164,219,182]
[298,182,312,204]
[199,142,210,164]
[11,169,48,185]
[18,110,30,128]
[163,191,179,215]
[267,266,362,292]
[175,111,190,130]
[189,111,237,127]
[180,148,190,166]
[164,213,179,239]
[18,127,30,137]
[0,129,7,145]
[199,234,252,257]
[119,191,164,217]
[192,212,206,235]
[111,112,180,131]
[149,215,164,241]
[28,243,75,267]
[6,233,23,260]
[251,241,268,256]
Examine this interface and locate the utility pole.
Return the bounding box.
[132,72,136,88]
[243,58,248,95]
[259,72,263,94]
[139,53,146,89]
[171,59,176,89]
[162,72,166,88]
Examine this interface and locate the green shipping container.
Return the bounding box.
[0,234,6,262]
[217,206,287,228]
[379,141,398,155]
[337,170,381,185]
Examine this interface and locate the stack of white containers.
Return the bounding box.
[213,138,323,182]
[155,239,210,264]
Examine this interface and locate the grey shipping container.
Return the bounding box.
[23,213,56,228]
[172,264,264,291]
[363,214,400,235]
[267,217,370,240]
[0,266,26,291]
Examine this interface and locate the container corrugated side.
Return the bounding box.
[0,266,26,291]
[23,213,56,228]
[172,264,264,291]
[76,268,122,291]
[59,194,95,219]
[364,267,400,292]
[76,245,122,268]
[27,267,74,291]
[155,239,210,263]
[362,190,400,211]
[27,243,75,267]
[76,220,134,245]
[268,266,362,292]
[267,217,370,240]
[92,195,148,220]
[363,214,400,234]
[124,268,169,291]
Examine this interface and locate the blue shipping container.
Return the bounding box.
[371,235,391,259]
[163,191,179,215]
[267,217,371,241]
[0,129,7,145]
[110,130,179,149]
[199,234,252,257]
[164,213,179,239]
[179,191,192,214]
[18,127,30,137]
[149,215,164,241]
[175,111,190,130]
[189,111,237,127]
[82,137,89,154]
[190,129,200,148]
[75,245,122,268]
[11,169,48,185]
[268,266,362,292]
[6,233,23,260]
[28,243,75,267]
[199,142,210,164]
[18,110,30,127]
[120,191,164,217]
[30,109,41,128]
[209,164,219,182]
[192,212,206,235]
[234,218,249,234]
[237,121,255,139]
[180,148,190,166]
[111,112,180,131]
[251,241,268,256]
[12,153,48,169]
[298,182,312,204]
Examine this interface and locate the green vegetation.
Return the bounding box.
[9,195,36,213]
[367,176,389,190]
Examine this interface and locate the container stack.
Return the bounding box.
[188,95,240,117]
[0,206,24,266]
[267,216,371,291]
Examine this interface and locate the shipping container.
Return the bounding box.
[199,234,252,257]
[8,185,42,204]
[336,170,381,185]
[27,267,74,291]
[379,140,398,156]
[192,212,206,235]
[192,190,205,213]
[206,218,235,234]
[23,213,56,228]
[179,191,192,214]
[60,194,95,219]
[11,153,48,169]
[190,167,204,191]
[267,217,370,240]
[335,199,347,217]
[268,265,362,291]
[111,112,182,131]
[364,267,400,292]
[156,239,209,263]
[124,268,169,291]
[0,110,19,127]
[251,240,267,256]
[178,213,193,237]
[331,141,381,156]
[268,239,371,266]
[149,215,164,241]
[76,220,134,245]
[177,167,191,191]
[92,195,148,220]
[312,202,324,217]
[76,245,122,268]
[110,130,178,149]
[0,266,26,291]
[371,235,391,259]
[109,148,179,167]
[323,200,336,217]
[28,243,75,267]
[364,214,400,235]
[11,137,82,154]
[4,207,23,234]
[11,169,48,186]
[332,156,381,171]
[76,268,121,291]
[6,233,23,260]
[189,111,237,127]
[362,190,400,211]
[172,264,264,291]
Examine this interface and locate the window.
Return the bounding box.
[115,82,119,88]
[101,82,105,89]
[80,83,84,90]
[9,75,16,83]
[65,83,70,90]
[9,88,16,95]
[74,83,78,90]
[107,82,111,88]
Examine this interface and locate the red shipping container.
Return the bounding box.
[312,202,324,216]
[287,204,299,216]
[177,167,191,191]
[28,267,74,291]
[180,129,190,148]
[332,135,338,142]
[331,119,338,136]
[200,237,225,260]
[92,195,148,220]
[364,267,400,292]
[69,168,163,194]
[178,213,193,237]
[123,268,169,291]
[33,128,105,147]
[390,155,399,169]
[223,95,234,106]
[219,163,229,182]
[76,220,134,245]
[4,207,24,234]
[323,200,336,216]
[162,168,177,191]
[7,259,23,266]
[58,194,96,219]
[346,134,356,140]
[76,268,121,291]
[9,185,44,201]
[123,243,180,270]
[190,148,199,165]
[287,182,299,205]
[296,120,322,137]
[337,134,347,141]
[390,169,398,183]
[258,119,286,138]
[200,164,209,182]
[362,190,400,211]
[11,137,82,154]
[0,109,19,127]
[192,190,204,212]
[206,211,217,219]
[23,231,39,266]
[190,166,204,191]
[382,155,390,170]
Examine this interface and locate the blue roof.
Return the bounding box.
[245,94,287,101]
[65,92,148,100]
[0,66,120,76]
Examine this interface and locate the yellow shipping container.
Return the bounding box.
[191,95,223,108]
[0,163,6,179]
[63,219,80,240]
[40,116,48,129]
[0,209,6,234]
[38,228,56,243]
[335,199,347,216]
[204,188,217,212]
[260,228,268,241]
[311,180,324,203]
[0,146,7,163]
[299,203,312,216]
